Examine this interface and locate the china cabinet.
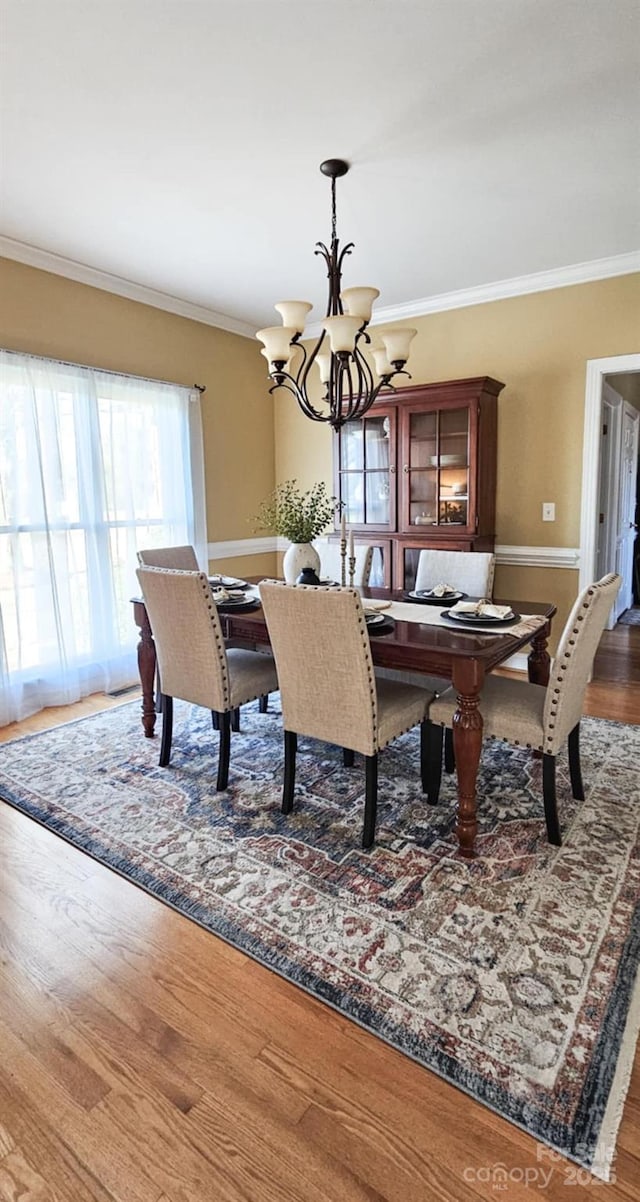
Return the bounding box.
[331,376,504,589]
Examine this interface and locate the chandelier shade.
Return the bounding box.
[256,159,417,430]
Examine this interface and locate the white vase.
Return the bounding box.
[282,542,321,585]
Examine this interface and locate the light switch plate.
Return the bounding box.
[542,502,555,521]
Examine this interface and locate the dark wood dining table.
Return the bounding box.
[132,583,556,860]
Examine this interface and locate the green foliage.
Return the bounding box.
[254,479,341,543]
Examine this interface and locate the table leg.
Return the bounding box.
[451,659,484,859]
[132,600,156,738]
[527,620,551,686]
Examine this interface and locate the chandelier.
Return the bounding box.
[256,159,417,431]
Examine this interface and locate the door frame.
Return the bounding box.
[579,353,640,593]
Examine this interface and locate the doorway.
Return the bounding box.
[580,354,640,627]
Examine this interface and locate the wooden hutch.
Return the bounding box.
[331,376,505,590]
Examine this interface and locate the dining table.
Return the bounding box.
[131,580,556,859]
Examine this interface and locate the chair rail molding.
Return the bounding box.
[579,352,640,592]
[495,545,580,569]
[207,536,279,561]
[209,537,580,568]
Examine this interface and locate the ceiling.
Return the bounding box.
[1,0,639,336]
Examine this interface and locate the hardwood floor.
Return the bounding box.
[0,630,638,1201]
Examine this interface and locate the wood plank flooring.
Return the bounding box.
[0,628,638,1201]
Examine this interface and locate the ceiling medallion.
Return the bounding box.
[257,159,416,430]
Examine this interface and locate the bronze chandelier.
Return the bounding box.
[256,159,417,431]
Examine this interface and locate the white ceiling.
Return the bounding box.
[1,0,639,335]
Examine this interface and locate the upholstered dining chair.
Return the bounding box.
[425,573,621,845]
[136,566,278,790]
[319,542,374,587]
[137,545,200,570]
[138,544,269,718]
[259,581,434,849]
[415,549,496,598]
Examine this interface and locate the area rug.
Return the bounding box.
[619,606,640,626]
[1,700,639,1181]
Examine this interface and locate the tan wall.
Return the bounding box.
[3,257,638,642]
[0,257,277,574]
[274,273,640,637]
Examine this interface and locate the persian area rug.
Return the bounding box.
[618,606,640,626]
[2,700,639,1181]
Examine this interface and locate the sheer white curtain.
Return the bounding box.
[0,351,207,725]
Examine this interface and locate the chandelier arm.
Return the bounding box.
[332,357,347,428]
[298,329,327,396]
[289,335,308,385]
[341,342,372,422]
[267,371,326,422]
[340,356,358,427]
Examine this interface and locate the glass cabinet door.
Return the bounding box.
[401,404,471,533]
[437,406,470,527]
[336,408,396,530]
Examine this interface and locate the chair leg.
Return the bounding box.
[444,727,455,774]
[363,754,378,849]
[283,730,297,814]
[420,719,429,793]
[231,708,240,733]
[211,711,219,731]
[216,711,231,791]
[568,723,584,800]
[542,753,562,846]
[343,748,355,768]
[425,721,443,804]
[259,694,269,714]
[159,695,173,767]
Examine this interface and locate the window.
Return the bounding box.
[0,351,206,724]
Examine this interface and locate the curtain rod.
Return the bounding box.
[1,347,206,395]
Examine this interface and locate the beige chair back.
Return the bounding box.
[259,581,378,756]
[137,545,199,571]
[542,573,621,754]
[319,543,374,587]
[136,567,230,712]
[415,549,495,597]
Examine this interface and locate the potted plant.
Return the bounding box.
[254,479,341,583]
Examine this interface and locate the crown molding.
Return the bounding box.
[3,235,637,343]
[0,236,256,339]
[303,251,640,339]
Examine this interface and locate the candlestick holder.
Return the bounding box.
[348,555,356,587]
[340,537,347,586]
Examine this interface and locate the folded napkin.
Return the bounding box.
[428,582,457,597]
[211,587,247,602]
[450,600,512,619]
[363,599,392,613]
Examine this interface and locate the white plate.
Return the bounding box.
[445,608,517,625]
[429,454,467,467]
[408,588,464,602]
